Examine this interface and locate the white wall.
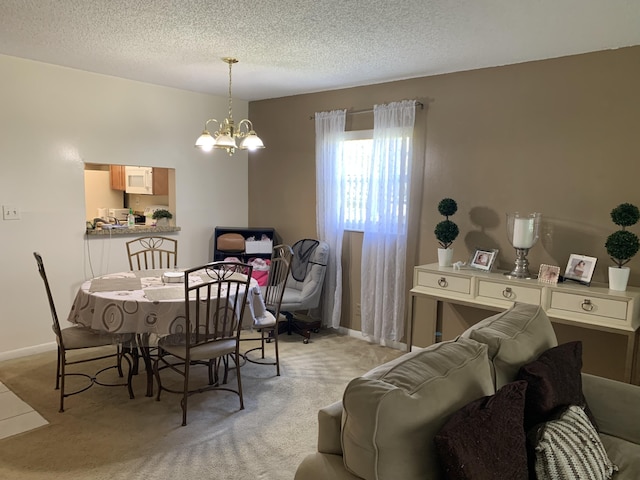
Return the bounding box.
[0,54,249,359]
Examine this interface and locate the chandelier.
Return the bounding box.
[194,57,265,155]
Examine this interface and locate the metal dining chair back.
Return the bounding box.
[242,244,293,376]
[126,236,178,270]
[154,261,253,426]
[33,252,134,412]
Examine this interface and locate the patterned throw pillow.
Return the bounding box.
[532,405,618,480]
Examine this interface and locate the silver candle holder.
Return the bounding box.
[504,212,541,279]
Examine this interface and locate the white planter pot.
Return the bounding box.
[155,218,169,226]
[438,248,454,267]
[608,266,630,292]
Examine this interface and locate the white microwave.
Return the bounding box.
[125,166,153,194]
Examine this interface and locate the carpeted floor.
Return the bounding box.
[0,330,402,480]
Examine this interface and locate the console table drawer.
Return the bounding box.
[477,280,542,305]
[415,271,471,295]
[549,291,628,322]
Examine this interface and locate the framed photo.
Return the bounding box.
[469,248,498,271]
[564,254,597,285]
[538,264,560,285]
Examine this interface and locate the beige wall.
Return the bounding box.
[249,46,640,380]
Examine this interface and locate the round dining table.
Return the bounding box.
[67,268,265,396]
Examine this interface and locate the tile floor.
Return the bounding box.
[0,381,48,440]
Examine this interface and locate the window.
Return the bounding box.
[341,130,410,232]
[341,130,372,230]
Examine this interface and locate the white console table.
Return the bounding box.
[408,263,640,384]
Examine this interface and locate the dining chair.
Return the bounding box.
[242,244,293,376]
[153,261,253,426]
[126,236,178,271]
[33,252,135,412]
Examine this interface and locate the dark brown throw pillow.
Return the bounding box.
[434,380,529,480]
[516,341,596,431]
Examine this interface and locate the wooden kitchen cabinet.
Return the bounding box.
[152,167,169,195]
[109,165,126,191]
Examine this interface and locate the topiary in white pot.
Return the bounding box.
[434,198,459,267]
[605,203,639,291]
[152,209,173,226]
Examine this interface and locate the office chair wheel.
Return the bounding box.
[303,338,309,344]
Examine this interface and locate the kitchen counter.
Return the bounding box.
[86,225,181,236]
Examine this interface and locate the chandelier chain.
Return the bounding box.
[227,60,233,121]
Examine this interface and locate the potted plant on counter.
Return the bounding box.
[152,208,173,226]
[434,198,459,267]
[605,202,639,291]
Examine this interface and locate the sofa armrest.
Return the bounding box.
[317,400,344,455]
[582,373,640,444]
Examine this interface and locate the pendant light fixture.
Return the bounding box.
[194,57,265,155]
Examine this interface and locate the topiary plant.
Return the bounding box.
[605,203,640,268]
[434,198,459,249]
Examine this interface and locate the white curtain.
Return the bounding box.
[361,100,416,342]
[315,109,346,329]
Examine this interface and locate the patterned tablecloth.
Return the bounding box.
[67,269,265,336]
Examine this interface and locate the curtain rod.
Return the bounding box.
[309,101,424,120]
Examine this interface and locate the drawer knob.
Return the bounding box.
[502,287,513,299]
[437,277,448,288]
[581,299,594,312]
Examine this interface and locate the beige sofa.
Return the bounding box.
[294,303,640,479]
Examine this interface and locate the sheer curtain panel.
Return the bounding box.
[361,100,416,343]
[315,110,346,328]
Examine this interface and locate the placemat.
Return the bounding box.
[143,287,184,301]
[89,277,142,292]
[131,269,167,278]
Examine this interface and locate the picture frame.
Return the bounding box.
[469,248,498,271]
[563,254,597,285]
[538,264,560,285]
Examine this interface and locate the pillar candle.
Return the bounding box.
[512,217,534,248]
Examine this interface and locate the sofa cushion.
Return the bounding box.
[341,338,494,480]
[600,434,640,479]
[434,380,529,480]
[294,453,363,480]
[461,303,557,389]
[517,341,596,431]
[530,405,617,480]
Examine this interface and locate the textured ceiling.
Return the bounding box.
[1,1,639,101]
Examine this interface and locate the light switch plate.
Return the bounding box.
[2,205,20,220]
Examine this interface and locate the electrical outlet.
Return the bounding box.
[2,205,20,220]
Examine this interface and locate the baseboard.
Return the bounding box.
[335,326,408,351]
[0,342,57,363]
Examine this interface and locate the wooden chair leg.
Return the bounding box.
[274,328,280,376]
[181,361,190,426]
[235,350,244,410]
[59,351,66,413]
[55,346,61,390]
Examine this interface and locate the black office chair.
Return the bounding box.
[279,239,329,343]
